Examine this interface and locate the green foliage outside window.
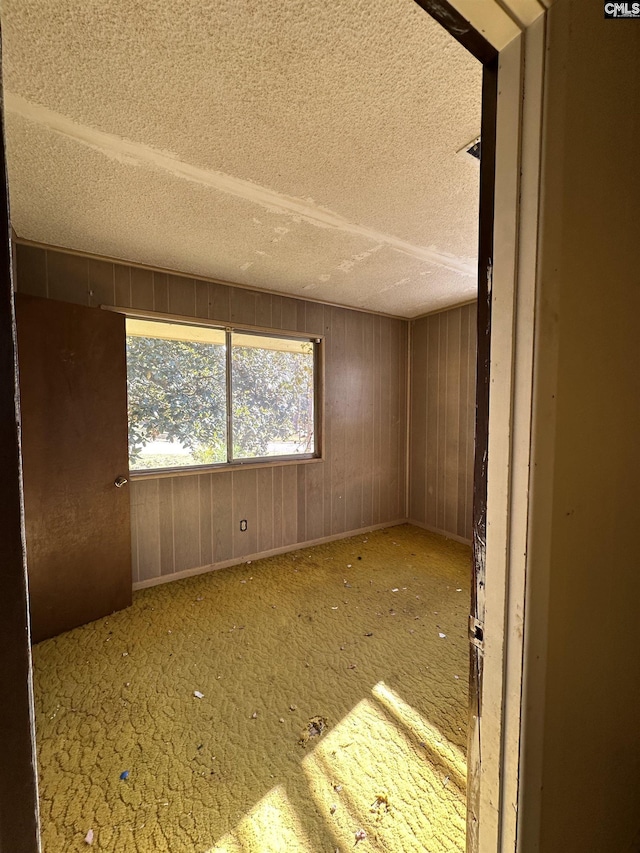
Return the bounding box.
[126,329,314,470]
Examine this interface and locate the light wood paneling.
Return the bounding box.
[198,473,213,568]
[272,466,284,550]
[172,476,200,572]
[281,465,298,547]
[256,467,274,553]
[329,306,347,535]
[133,478,161,583]
[409,303,477,542]
[16,244,409,583]
[297,465,307,543]
[158,478,174,575]
[232,468,258,558]
[211,470,233,563]
[321,306,333,539]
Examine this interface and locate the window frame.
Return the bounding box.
[110,307,324,478]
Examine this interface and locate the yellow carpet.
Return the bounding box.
[32,524,470,853]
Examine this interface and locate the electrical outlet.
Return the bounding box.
[240,519,248,532]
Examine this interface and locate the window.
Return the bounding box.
[125,318,319,472]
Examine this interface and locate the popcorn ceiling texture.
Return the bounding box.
[32,525,469,853]
[2,0,481,317]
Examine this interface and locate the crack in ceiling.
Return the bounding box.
[5,91,476,280]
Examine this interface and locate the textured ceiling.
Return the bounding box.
[1,0,481,318]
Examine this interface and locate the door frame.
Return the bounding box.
[412,2,552,852]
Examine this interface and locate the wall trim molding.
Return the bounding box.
[132,519,409,591]
[15,238,410,322]
[407,518,472,546]
[409,298,478,323]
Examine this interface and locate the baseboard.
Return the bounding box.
[406,518,472,547]
[133,519,408,591]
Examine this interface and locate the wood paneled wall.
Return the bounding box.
[409,303,476,543]
[15,244,407,585]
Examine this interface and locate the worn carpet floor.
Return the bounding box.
[32,524,470,853]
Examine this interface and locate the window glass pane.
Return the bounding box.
[231,332,315,459]
[126,319,227,470]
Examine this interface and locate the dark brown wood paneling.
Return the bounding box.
[255,291,273,327]
[195,280,209,318]
[304,301,324,337]
[168,274,196,316]
[130,266,154,310]
[47,251,88,304]
[270,293,283,329]
[15,243,47,297]
[16,295,132,641]
[0,137,40,851]
[296,301,307,332]
[209,281,231,323]
[153,271,169,313]
[231,287,257,326]
[115,264,132,308]
[409,303,477,541]
[88,258,115,308]
[15,246,409,584]
[279,296,298,331]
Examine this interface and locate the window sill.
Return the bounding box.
[129,454,323,481]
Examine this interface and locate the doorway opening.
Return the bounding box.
[1,1,544,852]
